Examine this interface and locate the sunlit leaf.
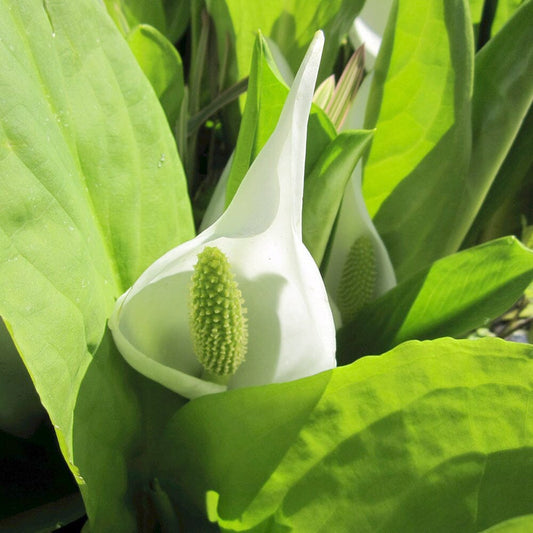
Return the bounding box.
[363,0,474,280]
[205,0,365,88]
[157,337,533,532]
[0,0,193,527]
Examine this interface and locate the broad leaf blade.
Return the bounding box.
[363,0,474,280]
[336,237,533,362]
[157,337,533,532]
[465,0,533,221]
[462,105,533,247]
[71,332,187,531]
[0,0,193,526]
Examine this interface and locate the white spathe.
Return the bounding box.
[109,32,336,400]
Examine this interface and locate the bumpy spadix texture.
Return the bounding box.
[337,235,377,324]
[109,32,336,399]
[324,5,396,320]
[190,247,247,376]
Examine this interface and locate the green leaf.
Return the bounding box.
[0,0,193,524]
[491,0,526,36]
[468,0,485,25]
[481,514,533,533]
[466,0,533,221]
[156,337,533,532]
[225,33,336,206]
[336,237,533,362]
[103,0,166,36]
[363,0,474,280]
[205,0,365,87]
[302,130,373,265]
[127,24,185,128]
[71,331,187,531]
[471,0,525,49]
[462,105,533,246]
[163,0,191,42]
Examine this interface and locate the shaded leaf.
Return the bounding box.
[103,0,166,36]
[465,0,533,223]
[163,0,191,42]
[462,105,533,247]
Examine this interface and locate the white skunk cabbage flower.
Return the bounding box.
[109,32,336,400]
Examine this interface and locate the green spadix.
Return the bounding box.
[189,246,247,380]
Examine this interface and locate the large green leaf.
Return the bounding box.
[205,0,365,88]
[464,0,533,223]
[363,0,474,280]
[336,237,533,362]
[71,331,188,531]
[0,0,193,524]
[156,337,533,532]
[462,105,533,247]
[364,0,532,280]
